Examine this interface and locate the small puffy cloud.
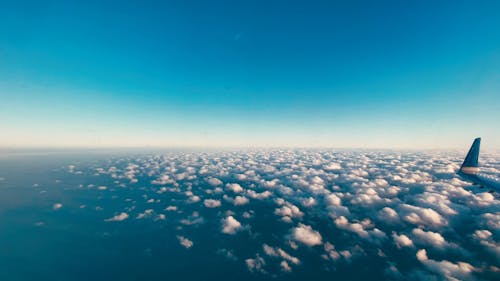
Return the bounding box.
[291,223,322,246]
[207,177,223,187]
[323,242,341,261]
[275,202,303,222]
[323,163,342,171]
[204,199,222,208]
[392,232,414,248]
[301,197,316,207]
[482,213,500,230]
[151,175,172,185]
[400,204,447,228]
[411,228,448,249]
[226,183,244,193]
[177,235,193,248]
[416,249,475,281]
[155,214,166,221]
[165,206,178,211]
[52,203,63,210]
[234,196,249,206]
[136,209,154,219]
[325,194,342,206]
[247,190,272,200]
[222,216,243,234]
[188,195,201,203]
[334,216,386,242]
[262,244,300,265]
[334,216,369,238]
[217,248,237,261]
[105,212,129,222]
[245,254,266,274]
[472,230,500,259]
[378,207,400,224]
[280,261,292,272]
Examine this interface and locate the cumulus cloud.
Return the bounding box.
[204,199,222,208]
[378,207,400,224]
[325,194,342,206]
[177,236,193,248]
[105,212,129,222]
[207,177,223,187]
[291,224,322,246]
[136,209,154,219]
[472,230,500,259]
[226,183,244,193]
[411,228,449,249]
[233,196,249,206]
[245,254,266,274]
[392,232,414,248]
[416,249,475,281]
[221,216,243,234]
[262,244,300,266]
[334,216,387,242]
[400,204,447,228]
[165,206,178,211]
[52,203,63,210]
[275,202,303,223]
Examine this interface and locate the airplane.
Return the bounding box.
[457,137,500,192]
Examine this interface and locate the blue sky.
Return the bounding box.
[0,1,499,149]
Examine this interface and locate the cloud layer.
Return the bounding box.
[57,149,500,279]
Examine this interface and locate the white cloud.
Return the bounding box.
[291,223,322,246]
[400,204,447,228]
[234,196,249,206]
[136,209,154,219]
[416,249,475,281]
[177,235,193,248]
[188,195,201,203]
[323,163,342,171]
[472,229,500,259]
[245,254,266,274]
[378,207,400,224]
[222,216,243,234]
[52,203,63,210]
[204,199,222,208]
[226,183,244,193]
[165,206,178,211]
[323,242,341,261]
[262,244,300,265]
[155,214,166,221]
[275,202,303,222]
[301,197,316,207]
[482,213,500,230]
[392,232,414,248]
[207,177,223,187]
[334,216,386,242]
[280,261,291,272]
[151,174,172,185]
[325,194,342,206]
[411,228,448,249]
[247,190,272,200]
[105,212,129,222]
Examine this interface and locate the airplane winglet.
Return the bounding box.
[460,137,481,174]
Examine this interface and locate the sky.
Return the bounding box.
[0,0,499,149]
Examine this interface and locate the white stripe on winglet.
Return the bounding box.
[461,167,480,174]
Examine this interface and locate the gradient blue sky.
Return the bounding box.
[1,1,499,149]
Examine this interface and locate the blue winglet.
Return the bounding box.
[461,137,481,169]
